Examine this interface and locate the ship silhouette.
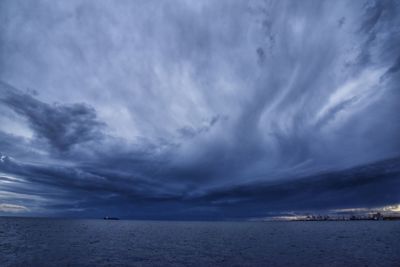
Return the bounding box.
[103,216,120,220]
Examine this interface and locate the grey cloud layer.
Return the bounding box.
[0,0,399,218]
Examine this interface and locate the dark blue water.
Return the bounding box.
[1,217,399,266]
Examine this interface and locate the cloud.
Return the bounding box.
[0,0,399,219]
[177,115,224,139]
[0,81,104,152]
[0,203,29,213]
[0,145,398,219]
[195,157,400,215]
[386,56,400,74]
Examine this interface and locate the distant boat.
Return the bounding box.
[103,216,120,220]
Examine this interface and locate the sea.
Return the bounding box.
[0,217,399,266]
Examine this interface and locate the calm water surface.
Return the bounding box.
[0,217,399,266]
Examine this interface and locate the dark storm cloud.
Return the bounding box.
[386,56,400,74]
[0,81,104,152]
[0,151,183,217]
[0,154,173,201]
[196,157,400,213]
[0,0,399,218]
[1,150,399,219]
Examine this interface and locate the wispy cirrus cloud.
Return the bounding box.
[0,203,29,213]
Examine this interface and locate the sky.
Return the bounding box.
[0,0,399,220]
